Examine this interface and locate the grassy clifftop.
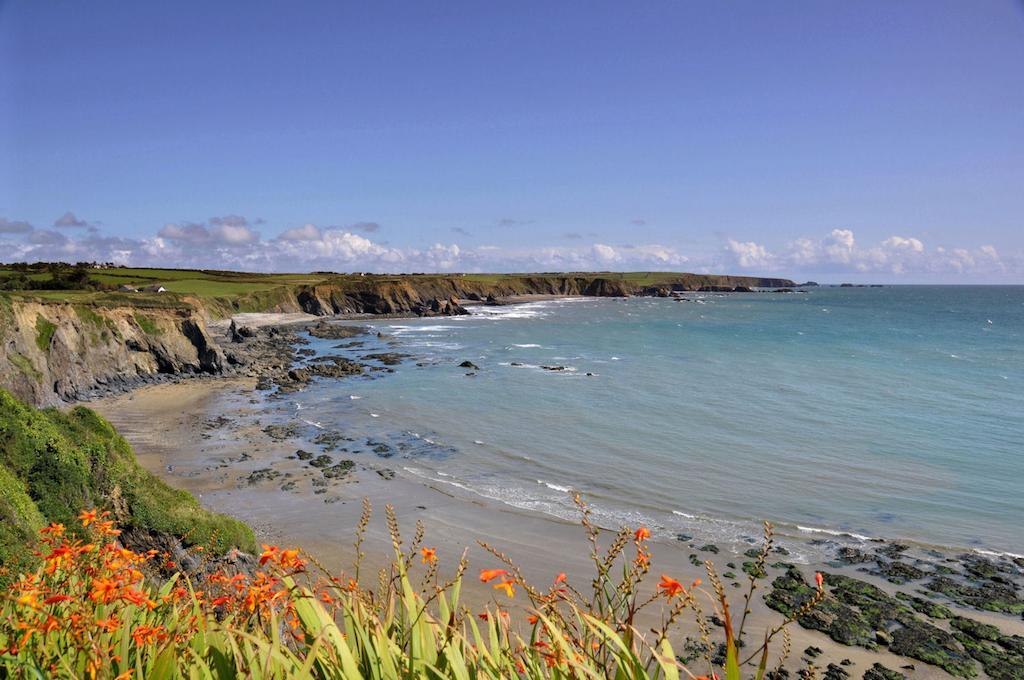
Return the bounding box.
[1,267,797,318]
[0,389,255,583]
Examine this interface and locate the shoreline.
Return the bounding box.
[88,306,1024,679]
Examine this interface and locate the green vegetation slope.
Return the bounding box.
[0,389,255,583]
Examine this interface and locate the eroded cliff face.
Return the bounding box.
[285,274,796,316]
[0,300,225,406]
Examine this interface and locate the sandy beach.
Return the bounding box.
[91,353,1024,679]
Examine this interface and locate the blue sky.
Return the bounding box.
[2,1,1022,281]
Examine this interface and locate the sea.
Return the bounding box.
[288,286,1024,558]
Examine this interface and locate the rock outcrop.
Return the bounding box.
[0,300,225,406]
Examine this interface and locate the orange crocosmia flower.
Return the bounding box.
[279,548,304,570]
[420,547,438,565]
[79,509,98,527]
[478,613,489,621]
[657,574,686,598]
[39,523,65,537]
[479,568,508,583]
[96,520,121,536]
[121,588,148,606]
[259,544,280,565]
[527,615,538,625]
[42,595,73,605]
[815,572,824,588]
[15,592,40,610]
[210,596,231,607]
[493,578,516,598]
[95,617,120,632]
[634,527,651,541]
[90,578,119,604]
[554,572,567,584]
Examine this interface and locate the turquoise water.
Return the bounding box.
[295,287,1024,556]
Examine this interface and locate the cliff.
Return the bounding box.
[0,297,225,407]
[218,273,797,316]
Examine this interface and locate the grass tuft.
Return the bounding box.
[33,315,56,352]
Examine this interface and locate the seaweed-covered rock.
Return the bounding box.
[950,617,1024,680]
[742,561,767,579]
[894,592,952,619]
[309,454,333,468]
[312,431,346,452]
[862,663,905,680]
[926,575,1024,615]
[836,547,872,564]
[951,616,1003,642]
[822,663,850,680]
[876,543,910,559]
[263,423,299,441]
[245,468,281,485]
[765,567,876,647]
[888,619,975,678]
[872,559,926,584]
[322,460,354,479]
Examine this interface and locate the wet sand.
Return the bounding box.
[91,375,1024,679]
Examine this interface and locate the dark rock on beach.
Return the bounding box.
[245,468,282,485]
[836,547,873,564]
[926,574,1024,615]
[263,423,299,441]
[322,460,354,479]
[312,430,347,452]
[363,352,409,366]
[888,619,975,678]
[307,321,369,340]
[871,558,926,584]
[862,663,905,680]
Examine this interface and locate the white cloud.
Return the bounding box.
[157,219,259,247]
[54,211,88,228]
[277,224,323,241]
[214,223,259,245]
[592,244,617,262]
[2,213,1018,281]
[881,235,924,252]
[726,239,774,268]
[721,229,1016,280]
[0,217,34,234]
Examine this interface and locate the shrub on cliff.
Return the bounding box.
[0,389,255,584]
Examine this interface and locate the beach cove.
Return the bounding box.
[92,287,1024,679]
